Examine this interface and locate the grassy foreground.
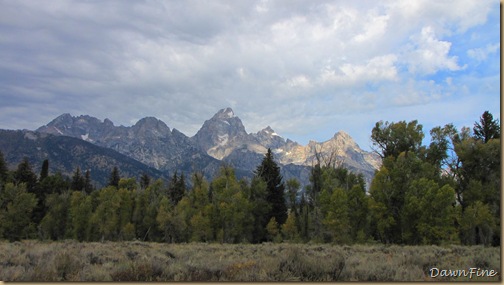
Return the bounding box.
[0,240,500,281]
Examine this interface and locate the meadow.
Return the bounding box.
[0,240,500,282]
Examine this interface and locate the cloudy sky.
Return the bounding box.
[0,0,500,150]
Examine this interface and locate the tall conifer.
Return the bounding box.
[255,148,287,225]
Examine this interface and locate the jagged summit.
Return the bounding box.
[259,126,276,135]
[191,108,249,160]
[213,107,236,119]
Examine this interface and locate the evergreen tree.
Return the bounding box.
[285,178,300,214]
[14,158,38,192]
[248,176,270,243]
[84,170,94,194]
[39,159,49,181]
[255,148,287,225]
[168,172,186,205]
[71,167,85,191]
[108,166,120,188]
[474,111,500,143]
[140,173,151,189]
[0,151,8,185]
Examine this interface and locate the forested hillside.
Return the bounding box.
[0,112,499,246]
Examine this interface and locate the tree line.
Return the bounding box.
[0,111,500,245]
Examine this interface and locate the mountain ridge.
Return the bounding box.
[33,107,380,187]
[0,129,167,188]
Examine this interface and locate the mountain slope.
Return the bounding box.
[37,114,222,177]
[0,129,167,187]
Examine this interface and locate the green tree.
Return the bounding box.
[188,172,212,242]
[347,184,369,243]
[168,172,186,206]
[248,176,271,243]
[118,177,137,191]
[448,122,500,245]
[83,170,94,194]
[473,111,500,143]
[255,149,287,226]
[140,173,151,189]
[71,167,85,191]
[134,181,164,242]
[0,151,8,185]
[68,191,92,241]
[39,159,49,181]
[321,187,351,244]
[0,183,37,241]
[156,196,174,242]
[460,201,496,246]
[108,166,120,188]
[14,158,38,192]
[211,166,253,243]
[285,178,300,213]
[371,120,424,159]
[266,217,280,242]
[39,192,70,240]
[402,179,458,245]
[281,210,299,242]
[91,186,121,240]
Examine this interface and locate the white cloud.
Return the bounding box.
[403,26,464,75]
[467,43,500,62]
[0,0,499,148]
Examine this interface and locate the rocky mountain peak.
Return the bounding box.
[213,107,236,119]
[192,108,250,159]
[132,117,171,138]
[254,126,286,149]
[260,126,276,135]
[53,113,73,123]
[104,118,114,126]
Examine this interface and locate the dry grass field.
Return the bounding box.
[0,240,500,282]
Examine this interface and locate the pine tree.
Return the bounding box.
[71,167,85,191]
[168,172,186,205]
[474,111,500,143]
[255,148,287,226]
[108,167,120,188]
[0,151,8,185]
[140,173,151,189]
[84,170,94,194]
[39,159,49,181]
[14,158,38,192]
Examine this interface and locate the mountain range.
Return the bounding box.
[1,108,380,188]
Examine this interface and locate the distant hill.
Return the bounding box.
[0,129,167,188]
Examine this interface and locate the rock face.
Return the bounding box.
[37,114,221,177]
[36,107,380,187]
[190,108,380,186]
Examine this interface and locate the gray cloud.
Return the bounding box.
[0,0,499,149]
